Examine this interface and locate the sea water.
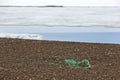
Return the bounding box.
[0,26,120,44]
[0,6,120,44]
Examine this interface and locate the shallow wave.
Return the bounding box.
[0,33,43,40]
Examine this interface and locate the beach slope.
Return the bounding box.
[0,38,120,80]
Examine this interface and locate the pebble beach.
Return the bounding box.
[0,38,120,80]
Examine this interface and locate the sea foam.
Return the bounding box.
[0,33,43,40]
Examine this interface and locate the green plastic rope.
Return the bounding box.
[64,59,91,68]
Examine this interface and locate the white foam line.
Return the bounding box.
[0,33,43,40]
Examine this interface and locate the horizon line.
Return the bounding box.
[0,5,64,7]
[0,5,120,7]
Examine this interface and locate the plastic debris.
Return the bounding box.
[64,59,91,68]
[64,59,78,67]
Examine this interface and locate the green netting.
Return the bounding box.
[64,59,78,67]
[78,59,91,68]
[64,59,91,68]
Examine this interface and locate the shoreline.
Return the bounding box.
[0,37,120,45]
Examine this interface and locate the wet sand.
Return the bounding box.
[0,38,120,80]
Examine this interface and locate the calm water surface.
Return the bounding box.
[0,26,120,44]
